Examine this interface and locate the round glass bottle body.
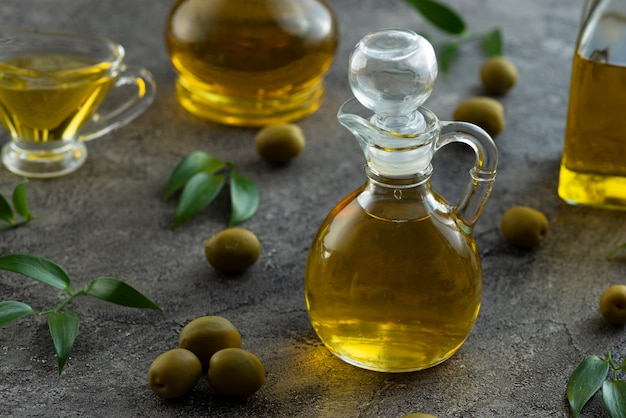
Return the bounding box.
[304,171,483,372]
[165,0,338,126]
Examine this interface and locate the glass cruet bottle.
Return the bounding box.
[558,0,626,208]
[165,0,338,127]
[304,28,498,373]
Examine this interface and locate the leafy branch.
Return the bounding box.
[403,0,504,74]
[0,178,34,230]
[566,352,626,417]
[0,254,162,376]
[164,151,259,230]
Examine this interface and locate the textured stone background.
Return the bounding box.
[1,0,625,417]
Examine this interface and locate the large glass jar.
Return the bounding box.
[165,0,339,127]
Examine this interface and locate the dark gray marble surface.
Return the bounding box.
[1,1,624,417]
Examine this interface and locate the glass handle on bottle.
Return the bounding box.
[436,121,498,231]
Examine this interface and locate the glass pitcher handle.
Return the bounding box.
[79,65,156,142]
[436,121,498,231]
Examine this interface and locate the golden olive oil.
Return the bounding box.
[0,53,114,143]
[165,0,338,126]
[304,192,482,372]
[559,53,626,207]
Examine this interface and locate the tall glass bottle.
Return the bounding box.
[559,0,626,208]
[165,0,338,127]
[304,29,498,372]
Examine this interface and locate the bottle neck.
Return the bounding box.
[364,164,432,187]
[358,164,448,221]
[338,99,441,177]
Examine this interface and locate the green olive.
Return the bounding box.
[179,315,242,369]
[480,56,518,95]
[147,348,202,399]
[255,123,305,164]
[500,206,549,249]
[208,348,265,397]
[453,96,505,138]
[599,284,626,325]
[204,227,261,274]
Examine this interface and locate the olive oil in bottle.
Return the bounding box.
[558,54,626,207]
[305,190,482,372]
[558,0,626,208]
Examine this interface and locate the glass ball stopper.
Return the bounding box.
[348,28,438,133]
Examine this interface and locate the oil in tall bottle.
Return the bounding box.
[558,0,626,208]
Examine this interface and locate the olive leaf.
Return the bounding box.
[0,253,162,375]
[602,379,626,418]
[567,355,610,418]
[0,178,34,230]
[86,277,163,311]
[229,170,259,227]
[482,28,504,57]
[48,311,79,377]
[0,193,15,224]
[164,151,227,201]
[171,171,226,230]
[566,353,626,418]
[0,254,71,292]
[12,178,34,221]
[166,151,259,229]
[403,0,466,35]
[0,301,35,328]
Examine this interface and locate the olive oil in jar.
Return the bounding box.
[304,192,482,373]
[558,53,626,207]
[165,0,338,127]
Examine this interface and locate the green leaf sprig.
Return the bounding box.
[0,178,34,230]
[0,254,162,376]
[566,352,626,418]
[403,0,504,74]
[164,151,259,230]
[606,242,626,259]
